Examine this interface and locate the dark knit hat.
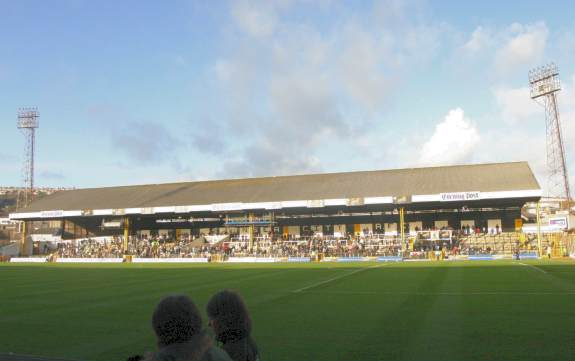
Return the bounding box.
[152,294,202,346]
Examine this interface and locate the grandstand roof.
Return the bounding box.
[12,162,540,218]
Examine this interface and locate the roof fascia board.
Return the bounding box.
[93,209,113,216]
[412,189,541,203]
[9,212,41,220]
[364,196,394,204]
[8,189,542,220]
[479,189,542,200]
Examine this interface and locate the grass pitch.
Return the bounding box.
[2,260,575,361]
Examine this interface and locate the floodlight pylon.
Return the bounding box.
[529,63,571,209]
[16,108,39,209]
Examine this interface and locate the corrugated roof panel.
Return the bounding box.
[20,162,540,212]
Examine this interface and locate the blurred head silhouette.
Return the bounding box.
[206,290,252,343]
[152,294,203,347]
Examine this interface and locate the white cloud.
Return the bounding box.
[0,64,7,80]
[338,25,392,111]
[419,108,480,166]
[474,127,547,185]
[462,26,490,53]
[219,5,575,192]
[557,29,575,60]
[485,73,575,196]
[0,152,17,162]
[493,86,540,124]
[173,55,187,67]
[269,73,345,135]
[560,74,575,108]
[231,0,279,38]
[39,170,65,180]
[402,24,443,62]
[196,1,458,179]
[495,22,548,72]
[373,0,428,28]
[212,19,344,177]
[111,121,182,165]
[211,56,260,134]
[219,67,348,177]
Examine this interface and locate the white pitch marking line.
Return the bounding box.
[300,290,575,296]
[518,262,548,274]
[293,264,383,293]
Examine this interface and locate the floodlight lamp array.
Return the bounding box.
[17,107,40,129]
[529,63,560,99]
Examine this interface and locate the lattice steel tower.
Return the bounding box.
[16,108,40,208]
[529,64,571,207]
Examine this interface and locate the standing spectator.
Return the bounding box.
[206,290,260,361]
[145,294,232,361]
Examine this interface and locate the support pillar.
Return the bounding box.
[123,217,130,254]
[20,221,28,256]
[249,213,254,252]
[399,207,405,254]
[536,201,542,257]
[270,212,275,242]
[224,214,229,237]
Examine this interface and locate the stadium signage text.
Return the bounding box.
[156,217,221,223]
[132,258,208,263]
[102,220,122,228]
[157,218,189,223]
[56,258,123,263]
[549,216,568,230]
[10,257,47,263]
[40,210,64,218]
[439,192,481,202]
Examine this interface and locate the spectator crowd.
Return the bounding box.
[48,227,541,260]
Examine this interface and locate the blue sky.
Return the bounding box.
[1,0,575,193]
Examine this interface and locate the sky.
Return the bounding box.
[1,0,575,193]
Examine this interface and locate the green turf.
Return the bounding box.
[2,260,575,361]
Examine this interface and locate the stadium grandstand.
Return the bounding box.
[7,161,573,262]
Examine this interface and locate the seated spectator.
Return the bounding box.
[206,290,260,361]
[145,294,232,361]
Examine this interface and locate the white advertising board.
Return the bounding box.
[56,258,123,263]
[132,258,209,263]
